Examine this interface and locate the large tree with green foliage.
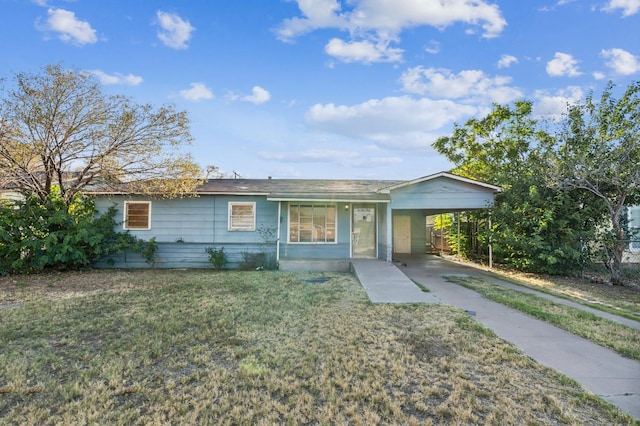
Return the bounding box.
[434,101,603,274]
[0,64,202,208]
[552,81,640,285]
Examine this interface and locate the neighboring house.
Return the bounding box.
[0,190,24,205]
[89,172,501,270]
[628,205,640,253]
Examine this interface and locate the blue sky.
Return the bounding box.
[2,0,639,180]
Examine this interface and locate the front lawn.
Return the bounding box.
[0,270,635,424]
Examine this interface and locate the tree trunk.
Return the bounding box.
[609,196,627,286]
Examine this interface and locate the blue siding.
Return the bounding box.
[91,175,497,268]
[280,243,350,259]
[93,195,279,268]
[93,242,277,269]
[95,195,278,244]
[390,178,495,210]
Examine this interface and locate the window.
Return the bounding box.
[289,204,336,243]
[229,202,256,231]
[124,201,151,230]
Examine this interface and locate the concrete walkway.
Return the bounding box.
[351,256,640,419]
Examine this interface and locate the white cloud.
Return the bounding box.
[497,54,518,69]
[602,0,640,16]
[593,71,606,80]
[533,86,583,118]
[399,66,522,104]
[84,70,143,86]
[546,52,582,77]
[277,0,506,40]
[258,149,402,168]
[227,86,272,104]
[259,149,359,163]
[242,86,271,104]
[275,0,506,63]
[180,82,214,101]
[305,96,478,150]
[156,11,195,49]
[275,0,348,41]
[424,40,440,54]
[601,48,640,75]
[38,8,97,46]
[324,38,403,63]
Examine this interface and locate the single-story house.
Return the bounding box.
[90,172,502,270]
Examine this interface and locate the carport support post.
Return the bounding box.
[386,203,393,262]
[457,212,461,259]
[488,215,493,269]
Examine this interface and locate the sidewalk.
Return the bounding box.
[351,256,640,419]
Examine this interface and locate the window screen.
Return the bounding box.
[229,202,256,231]
[124,201,151,230]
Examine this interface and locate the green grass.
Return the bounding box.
[0,270,636,425]
[448,275,640,361]
[480,269,640,323]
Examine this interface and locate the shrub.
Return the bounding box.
[205,247,227,270]
[0,191,138,274]
[139,237,159,267]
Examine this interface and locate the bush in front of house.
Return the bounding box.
[205,247,228,270]
[0,191,138,274]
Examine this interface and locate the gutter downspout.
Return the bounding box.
[276,201,281,264]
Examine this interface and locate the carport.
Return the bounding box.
[378,172,502,265]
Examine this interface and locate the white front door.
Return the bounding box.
[393,215,411,254]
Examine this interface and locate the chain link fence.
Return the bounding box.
[583,239,640,285]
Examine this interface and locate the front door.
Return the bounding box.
[352,204,376,258]
[393,215,411,254]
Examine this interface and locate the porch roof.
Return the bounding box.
[266,193,390,202]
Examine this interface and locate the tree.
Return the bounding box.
[433,101,544,185]
[434,101,601,274]
[553,81,640,285]
[0,64,202,208]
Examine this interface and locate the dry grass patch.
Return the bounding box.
[0,270,635,424]
[443,256,640,322]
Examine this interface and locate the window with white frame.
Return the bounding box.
[289,204,336,243]
[123,201,151,230]
[228,202,256,231]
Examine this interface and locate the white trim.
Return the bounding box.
[123,201,152,230]
[268,197,390,203]
[228,201,256,231]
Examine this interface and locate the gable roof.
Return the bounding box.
[87,171,501,201]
